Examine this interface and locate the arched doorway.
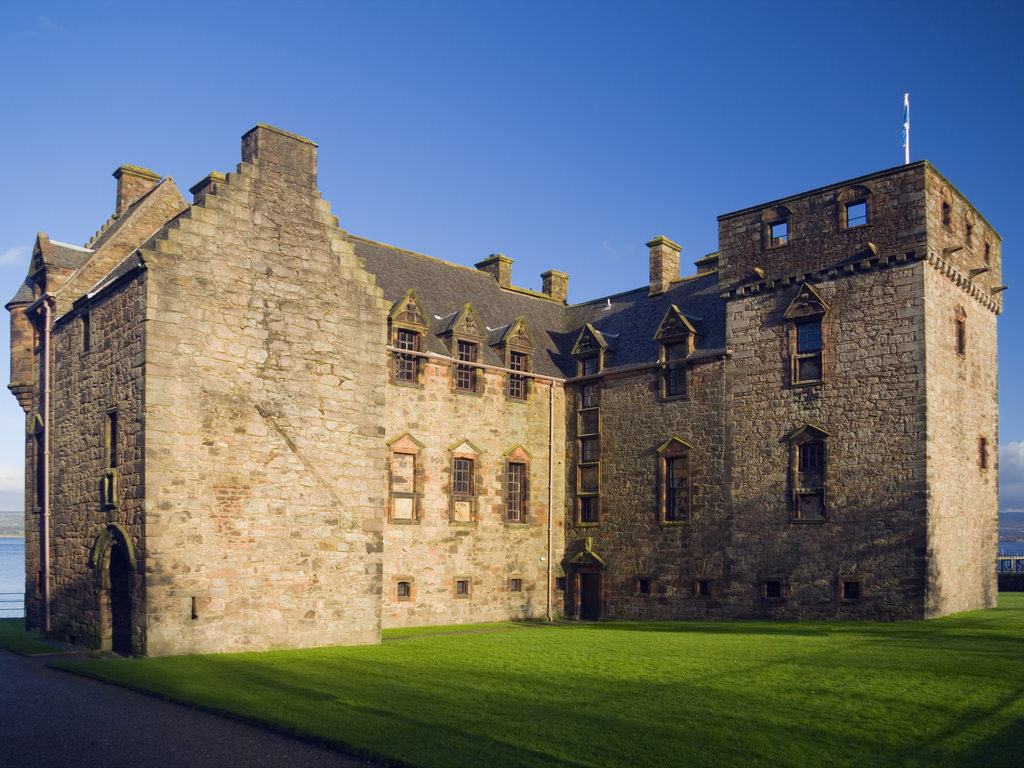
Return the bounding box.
[108,541,132,655]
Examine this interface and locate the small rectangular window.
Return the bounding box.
[507,462,525,522]
[508,351,527,400]
[770,221,788,245]
[581,384,600,408]
[942,201,951,227]
[456,341,477,391]
[979,437,988,470]
[638,578,651,595]
[846,201,867,227]
[453,458,473,495]
[397,581,411,600]
[798,443,824,472]
[794,320,823,384]
[82,313,91,353]
[580,437,599,464]
[555,577,566,591]
[696,579,712,597]
[665,456,689,522]
[456,580,469,597]
[764,581,783,600]
[579,496,598,523]
[841,580,861,601]
[581,356,599,377]
[394,330,419,382]
[509,578,522,592]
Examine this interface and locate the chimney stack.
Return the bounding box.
[189,172,227,204]
[646,236,681,296]
[475,254,514,288]
[112,165,162,214]
[541,270,569,304]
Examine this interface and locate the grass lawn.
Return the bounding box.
[0,617,64,655]
[48,596,1024,768]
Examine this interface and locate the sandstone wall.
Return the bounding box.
[46,274,148,649]
[563,357,728,619]
[383,362,565,627]
[139,125,389,655]
[921,166,1001,617]
[718,164,933,619]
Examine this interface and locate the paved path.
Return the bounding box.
[0,650,385,768]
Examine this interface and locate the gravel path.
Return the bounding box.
[0,650,386,768]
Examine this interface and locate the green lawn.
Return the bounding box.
[45,596,1024,768]
[0,617,63,655]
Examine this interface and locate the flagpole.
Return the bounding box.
[903,93,910,165]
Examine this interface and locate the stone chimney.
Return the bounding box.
[541,270,569,304]
[189,172,226,204]
[694,252,719,276]
[475,254,513,288]
[113,165,162,213]
[647,236,681,296]
[240,124,318,190]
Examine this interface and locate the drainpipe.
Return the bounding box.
[547,381,554,622]
[39,296,53,633]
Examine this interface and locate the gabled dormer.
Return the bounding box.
[493,316,535,400]
[440,303,487,394]
[654,305,697,399]
[389,289,430,385]
[572,323,613,377]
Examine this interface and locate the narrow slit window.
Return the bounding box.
[507,462,526,522]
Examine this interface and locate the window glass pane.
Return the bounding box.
[582,356,599,376]
[453,458,472,494]
[579,410,599,435]
[581,384,600,408]
[798,443,824,472]
[507,463,524,521]
[847,201,867,227]
[579,497,598,522]
[797,323,821,353]
[771,221,788,244]
[580,437,599,463]
[665,455,689,521]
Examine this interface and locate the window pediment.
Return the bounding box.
[786,423,830,444]
[572,323,612,356]
[783,284,830,321]
[653,305,697,343]
[496,316,535,351]
[389,289,429,330]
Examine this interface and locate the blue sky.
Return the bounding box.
[1,0,1022,514]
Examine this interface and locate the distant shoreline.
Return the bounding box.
[0,535,24,539]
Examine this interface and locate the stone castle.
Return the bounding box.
[8,125,1001,655]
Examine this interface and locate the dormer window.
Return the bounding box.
[456,341,478,391]
[581,356,599,377]
[494,316,534,401]
[389,290,429,386]
[572,323,612,378]
[508,351,528,399]
[653,305,697,400]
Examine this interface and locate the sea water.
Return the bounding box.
[0,537,24,617]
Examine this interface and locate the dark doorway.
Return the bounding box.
[109,543,132,655]
[580,572,600,621]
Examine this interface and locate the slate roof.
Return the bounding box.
[86,179,167,251]
[350,235,728,379]
[49,241,94,270]
[6,277,35,308]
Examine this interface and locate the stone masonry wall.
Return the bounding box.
[563,355,727,619]
[47,274,148,649]
[139,125,390,655]
[921,166,1000,617]
[383,362,565,627]
[718,164,932,619]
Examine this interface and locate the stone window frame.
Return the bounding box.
[784,284,829,387]
[578,495,600,525]
[509,577,523,593]
[839,576,864,603]
[495,316,535,402]
[454,577,472,598]
[760,576,789,603]
[82,311,91,354]
[837,184,873,230]
[448,440,482,525]
[657,438,693,526]
[396,578,413,602]
[455,340,480,393]
[636,576,653,596]
[955,306,967,358]
[787,424,829,524]
[387,433,425,524]
[940,186,953,230]
[694,578,715,598]
[388,290,429,388]
[762,205,793,250]
[503,445,532,525]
